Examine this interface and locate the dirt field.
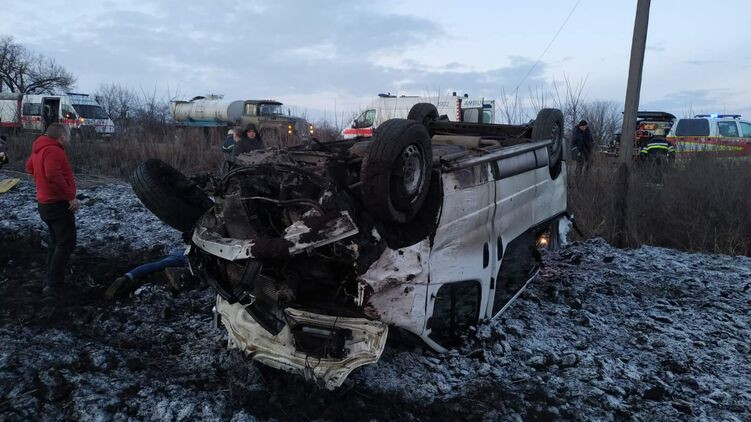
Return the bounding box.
[1,174,750,420]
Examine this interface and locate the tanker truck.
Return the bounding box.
[169,95,313,147]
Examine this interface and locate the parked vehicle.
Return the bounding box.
[170,95,314,147]
[131,103,568,389]
[668,114,751,157]
[67,93,115,138]
[606,111,676,158]
[341,92,496,139]
[0,93,81,137]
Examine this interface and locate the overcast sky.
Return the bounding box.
[2,0,749,122]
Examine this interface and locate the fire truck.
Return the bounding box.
[604,111,676,158]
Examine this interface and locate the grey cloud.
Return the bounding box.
[7,0,543,112]
[640,89,736,115]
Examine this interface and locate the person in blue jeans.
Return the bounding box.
[105,249,190,299]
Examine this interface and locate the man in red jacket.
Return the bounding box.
[25,123,79,293]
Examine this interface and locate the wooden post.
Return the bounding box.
[615,0,651,247]
[620,0,651,164]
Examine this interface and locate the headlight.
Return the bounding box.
[536,233,550,248]
[309,124,315,134]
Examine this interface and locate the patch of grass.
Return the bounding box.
[3,129,225,179]
[568,155,751,256]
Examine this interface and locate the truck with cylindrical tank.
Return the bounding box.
[170,96,313,147]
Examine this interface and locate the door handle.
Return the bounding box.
[483,243,489,268]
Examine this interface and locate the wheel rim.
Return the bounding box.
[401,144,424,197]
[549,122,561,158]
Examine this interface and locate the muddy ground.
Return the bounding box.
[1,175,750,421]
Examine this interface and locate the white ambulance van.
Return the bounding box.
[341,93,496,139]
[0,93,81,136]
[67,93,115,137]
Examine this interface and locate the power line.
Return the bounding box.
[512,0,582,93]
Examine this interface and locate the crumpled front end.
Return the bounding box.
[216,297,388,389]
[191,147,441,387]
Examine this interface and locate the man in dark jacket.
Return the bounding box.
[232,124,264,157]
[25,123,78,294]
[571,120,594,173]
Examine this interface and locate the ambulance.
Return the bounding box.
[67,93,115,137]
[341,93,496,139]
[0,93,81,137]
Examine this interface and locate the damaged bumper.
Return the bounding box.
[192,211,359,261]
[215,296,388,389]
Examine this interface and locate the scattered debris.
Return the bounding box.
[1,176,750,420]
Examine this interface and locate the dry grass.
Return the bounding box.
[4,129,225,179]
[568,155,751,256]
[5,129,750,256]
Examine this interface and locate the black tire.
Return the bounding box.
[531,108,564,179]
[361,119,432,224]
[407,103,439,134]
[130,159,213,232]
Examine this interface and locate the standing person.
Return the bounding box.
[232,124,264,157]
[638,129,675,165]
[571,120,594,174]
[222,127,242,155]
[25,123,78,294]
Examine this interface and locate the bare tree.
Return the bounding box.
[551,74,588,139]
[0,36,75,94]
[311,119,341,142]
[94,83,139,132]
[581,100,622,146]
[497,87,524,124]
[527,83,550,118]
[682,104,695,119]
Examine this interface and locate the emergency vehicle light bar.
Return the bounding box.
[695,114,741,119]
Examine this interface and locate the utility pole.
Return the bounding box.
[615,0,651,247]
[620,0,651,164]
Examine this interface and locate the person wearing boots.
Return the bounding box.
[25,123,78,295]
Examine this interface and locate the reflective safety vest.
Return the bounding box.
[639,138,675,156]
